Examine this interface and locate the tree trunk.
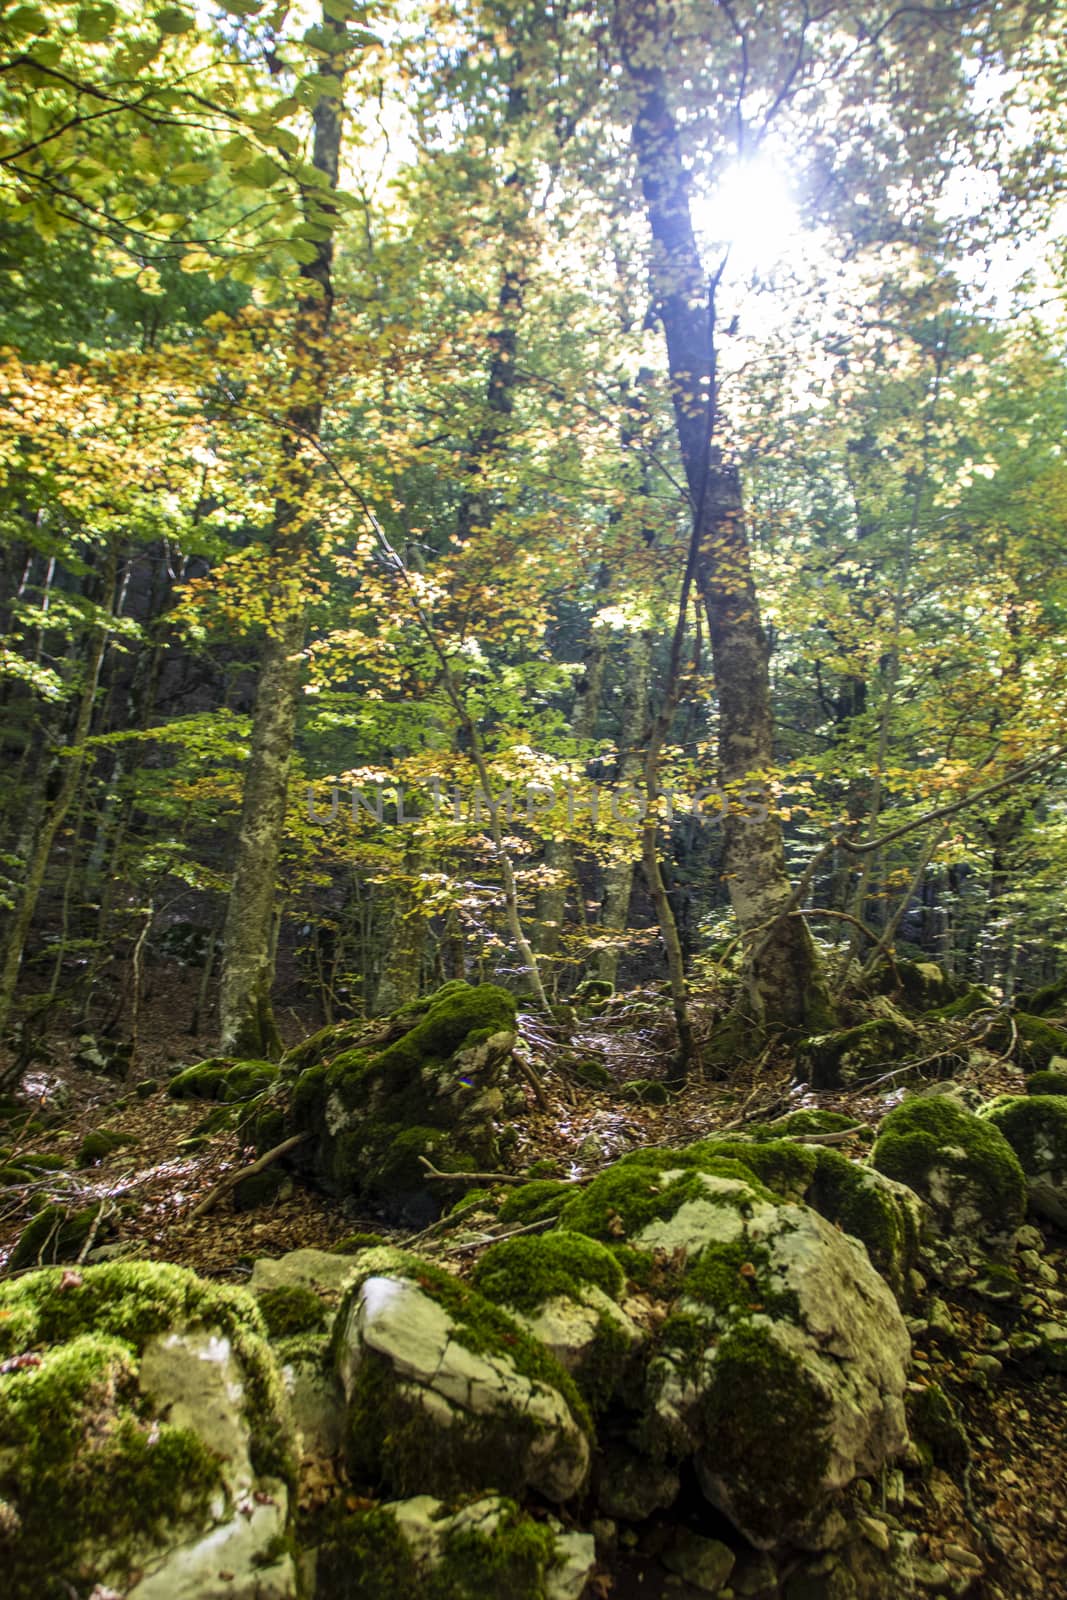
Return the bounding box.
[219,20,347,1056]
[595,628,651,985]
[0,546,116,1041]
[619,1,828,1030]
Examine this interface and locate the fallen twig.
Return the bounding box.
[187,1133,308,1221]
[444,1215,560,1254]
[76,1199,111,1264]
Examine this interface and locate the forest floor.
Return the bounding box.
[0,972,1065,1600]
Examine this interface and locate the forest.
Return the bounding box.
[0,1,1066,1598]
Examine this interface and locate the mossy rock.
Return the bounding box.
[257,1283,329,1340]
[315,1494,576,1600]
[702,1010,764,1072]
[0,1260,294,1599]
[573,1059,612,1088]
[795,1013,916,1090]
[472,1233,639,1412]
[332,1230,390,1254]
[335,1247,591,1502]
[1014,977,1067,1019]
[765,1109,857,1137]
[908,1381,968,1471]
[280,982,518,1219]
[167,1057,278,1103]
[497,1180,575,1226]
[280,1015,377,1074]
[558,1146,781,1245]
[618,1078,670,1106]
[926,986,996,1020]
[989,1012,1067,1072]
[134,1078,158,1098]
[872,1094,1026,1242]
[10,1202,113,1270]
[76,1128,138,1167]
[471,1231,624,1315]
[19,1151,67,1172]
[1026,1070,1067,1097]
[573,978,613,1016]
[871,958,960,1013]
[233,1165,289,1212]
[978,1095,1067,1227]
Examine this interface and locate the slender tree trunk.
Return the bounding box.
[0,547,116,1040]
[619,1,828,1031]
[595,628,651,985]
[535,630,608,960]
[375,849,427,1013]
[218,20,347,1056]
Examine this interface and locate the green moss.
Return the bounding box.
[0,1164,32,1184]
[693,1322,832,1545]
[702,1011,763,1072]
[134,1079,158,1098]
[872,1094,1026,1233]
[618,1079,670,1106]
[10,1203,105,1269]
[573,1059,612,1088]
[257,1284,329,1339]
[979,1095,1067,1178]
[281,1016,375,1074]
[0,1332,223,1599]
[682,1238,799,1322]
[525,1158,564,1178]
[233,1167,288,1212]
[682,1137,818,1203]
[796,1016,913,1090]
[76,1128,138,1167]
[498,1180,574,1226]
[332,1231,389,1253]
[472,1231,624,1314]
[927,987,995,1020]
[1015,978,1067,1019]
[0,1261,294,1486]
[908,1381,968,1471]
[559,1150,777,1243]
[808,1149,918,1295]
[1026,1071,1067,1097]
[20,1151,66,1172]
[315,1503,418,1599]
[993,1013,1067,1071]
[765,1109,856,1137]
[316,1498,562,1600]
[168,1057,278,1103]
[449,1187,496,1216]
[366,983,516,1080]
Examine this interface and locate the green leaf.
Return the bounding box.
[4,7,49,39]
[155,7,195,34]
[169,161,214,185]
[221,0,263,13]
[77,4,117,41]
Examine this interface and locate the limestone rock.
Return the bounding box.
[662,1528,735,1592]
[250,1248,364,1301]
[335,1249,590,1501]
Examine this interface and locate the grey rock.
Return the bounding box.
[663,1528,735,1592]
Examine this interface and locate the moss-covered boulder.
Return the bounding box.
[314,1493,595,1600]
[333,1247,591,1503]
[795,1007,917,1089]
[471,1232,644,1411]
[977,1095,1067,1227]
[0,1261,296,1600]
[872,1094,1026,1245]
[558,1149,910,1550]
[280,982,519,1220]
[1026,1070,1067,1097]
[9,1200,116,1270]
[168,1057,278,1103]
[989,1012,1067,1072]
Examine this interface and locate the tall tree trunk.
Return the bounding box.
[618,1,828,1031]
[219,19,347,1056]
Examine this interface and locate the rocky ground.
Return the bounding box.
[1,968,1066,1599]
